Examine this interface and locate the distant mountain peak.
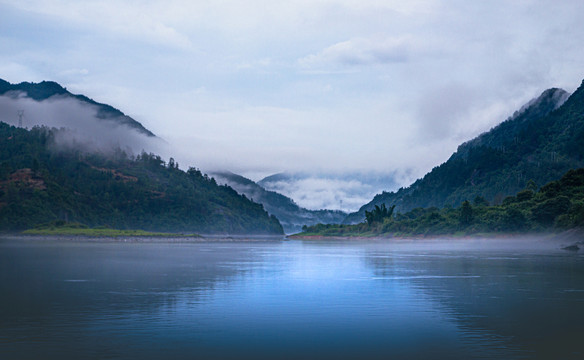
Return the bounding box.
[513,87,569,118]
[344,80,584,224]
[213,171,347,233]
[453,87,569,160]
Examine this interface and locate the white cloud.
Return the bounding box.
[4,0,194,50]
[2,0,584,210]
[299,35,414,69]
[0,93,161,155]
[259,174,402,212]
[265,178,373,211]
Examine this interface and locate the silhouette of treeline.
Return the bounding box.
[301,168,584,236]
[0,122,283,234]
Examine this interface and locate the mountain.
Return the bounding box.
[300,167,584,237]
[451,88,569,160]
[0,78,155,137]
[258,171,401,213]
[0,122,283,235]
[345,83,582,224]
[212,171,346,233]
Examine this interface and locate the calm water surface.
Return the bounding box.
[1,237,583,359]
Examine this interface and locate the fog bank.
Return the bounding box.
[0,92,164,157]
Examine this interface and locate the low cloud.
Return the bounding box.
[413,82,545,147]
[259,172,403,212]
[415,83,480,141]
[4,0,584,212]
[0,92,162,156]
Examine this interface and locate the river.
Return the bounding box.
[0,236,582,359]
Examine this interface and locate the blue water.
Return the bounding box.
[1,237,583,359]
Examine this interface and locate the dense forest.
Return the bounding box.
[345,83,584,224]
[0,122,283,234]
[300,167,584,237]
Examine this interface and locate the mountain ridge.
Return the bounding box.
[258,171,401,213]
[0,122,283,234]
[213,171,346,233]
[452,88,569,161]
[344,83,583,224]
[0,78,155,137]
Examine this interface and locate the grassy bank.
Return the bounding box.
[22,221,200,238]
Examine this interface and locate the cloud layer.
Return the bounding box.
[0,93,162,156]
[2,0,584,206]
[299,36,413,69]
[259,172,404,212]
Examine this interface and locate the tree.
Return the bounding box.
[525,179,538,192]
[532,196,571,226]
[473,196,489,207]
[31,158,40,175]
[502,207,527,231]
[365,203,395,225]
[459,200,473,226]
[516,189,534,202]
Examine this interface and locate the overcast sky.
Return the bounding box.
[1,0,584,185]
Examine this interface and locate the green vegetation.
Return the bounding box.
[22,221,198,237]
[298,168,584,237]
[345,84,584,224]
[0,122,283,234]
[365,204,395,225]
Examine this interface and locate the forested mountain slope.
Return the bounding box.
[345,82,583,224]
[0,123,283,234]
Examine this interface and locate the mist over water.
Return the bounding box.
[1,236,582,360]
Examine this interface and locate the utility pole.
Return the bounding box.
[17,110,24,128]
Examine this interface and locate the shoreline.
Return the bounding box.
[287,233,548,241]
[288,228,584,241]
[0,233,288,243]
[287,229,584,249]
[1,231,581,250]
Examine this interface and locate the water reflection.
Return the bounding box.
[362,241,584,359]
[0,237,583,359]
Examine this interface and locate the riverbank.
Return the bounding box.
[2,233,287,243]
[3,229,581,248]
[288,229,584,251]
[21,227,200,238]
